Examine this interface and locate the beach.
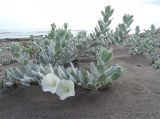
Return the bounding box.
[1,43,160,119]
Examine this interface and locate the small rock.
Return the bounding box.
[136,64,141,67]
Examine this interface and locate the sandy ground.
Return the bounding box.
[1,45,160,119]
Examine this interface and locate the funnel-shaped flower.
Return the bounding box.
[41,73,60,94]
[56,79,75,100]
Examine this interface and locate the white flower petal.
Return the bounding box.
[41,73,60,94]
[56,79,75,100]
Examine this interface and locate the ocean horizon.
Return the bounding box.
[0,29,90,39]
[0,30,48,39]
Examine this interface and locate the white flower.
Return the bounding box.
[41,73,60,94]
[56,79,75,100]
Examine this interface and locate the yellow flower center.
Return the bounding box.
[63,86,70,93]
[50,80,57,87]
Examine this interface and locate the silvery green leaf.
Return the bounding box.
[20,75,34,83]
[96,54,105,66]
[5,69,16,81]
[82,83,97,90]
[44,64,54,73]
[69,62,77,75]
[89,62,99,78]
[102,50,112,65]
[9,43,21,53]
[4,70,11,81]
[77,69,84,84]
[86,71,94,83]
[31,70,44,79]
[57,66,67,79]
[97,75,107,83]
[105,64,124,80]
[25,65,33,77]
[14,68,24,79]
[37,72,45,79]
[68,73,76,82]
[96,65,104,75]
[5,82,14,87]
[8,68,15,76]
[39,64,47,75]
[105,66,116,77]
[79,68,88,84]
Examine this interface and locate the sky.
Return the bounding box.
[0,0,160,31]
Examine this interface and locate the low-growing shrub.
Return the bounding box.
[90,6,133,46]
[124,25,160,70]
[9,24,91,66]
[67,47,124,90]
[4,46,124,99]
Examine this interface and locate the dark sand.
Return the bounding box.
[1,45,160,119]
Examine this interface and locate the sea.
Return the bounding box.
[0,30,90,40]
[0,31,48,39]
